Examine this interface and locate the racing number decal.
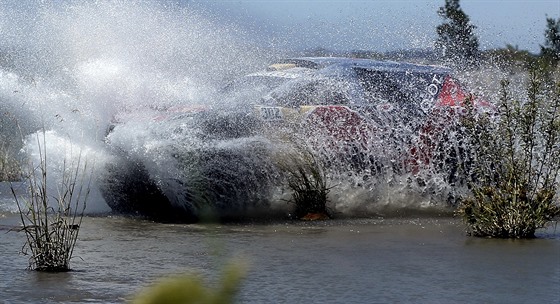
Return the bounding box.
[259,107,283,121]
[420,74,444,113]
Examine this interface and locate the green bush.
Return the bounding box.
[458,69,560,238]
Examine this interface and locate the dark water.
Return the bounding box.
[1,213,559,304]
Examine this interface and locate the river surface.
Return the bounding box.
[1,212,559,304]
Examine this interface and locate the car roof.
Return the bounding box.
[272,57,453,76]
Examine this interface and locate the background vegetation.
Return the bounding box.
[0,142,20,181]
[435,0,480,66]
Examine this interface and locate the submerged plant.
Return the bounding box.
[458,70,560,238]
[11,130,92,271]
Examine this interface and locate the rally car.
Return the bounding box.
[220,57,490,174]
[102,57,491,222]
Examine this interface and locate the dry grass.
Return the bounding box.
[11,130,92,271]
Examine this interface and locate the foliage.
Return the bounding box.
[458,70,560,238]
[0,142,20,181]
[274,138,332,220]
[11,130,91,271]
[131,261,246,304]
[541,17,560,66]
[482,45,535,71]
[435,0,480,66]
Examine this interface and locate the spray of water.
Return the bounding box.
[1,1,529,220]
[0,1,271,214]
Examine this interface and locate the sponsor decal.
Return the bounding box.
[420,74,444,113]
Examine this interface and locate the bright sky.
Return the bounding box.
[189,0,560,54]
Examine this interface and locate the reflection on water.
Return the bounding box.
[1,214,558,303]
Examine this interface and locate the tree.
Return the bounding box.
[435,0,480,65]
[541,17,560,66]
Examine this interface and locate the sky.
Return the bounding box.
[189,0,560,54]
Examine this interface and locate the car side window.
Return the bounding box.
[269,78,351,107]
[357,69,441,106]
[356,70,409,104]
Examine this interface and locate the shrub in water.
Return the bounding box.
[274,138,332,220]
[458,69,560,238]
[11,130,91,271]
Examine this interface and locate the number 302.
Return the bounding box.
[259,107,283,121]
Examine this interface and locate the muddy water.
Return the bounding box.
[1,214,559,304]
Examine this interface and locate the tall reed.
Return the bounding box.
[458,69,560,238]
[11,130,92,271]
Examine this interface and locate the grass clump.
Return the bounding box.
[11,130,92,271]
[275,139,332,220]
[458,70,560,238]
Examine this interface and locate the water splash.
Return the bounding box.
[0,1,270,214]
[0,0,516,221]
